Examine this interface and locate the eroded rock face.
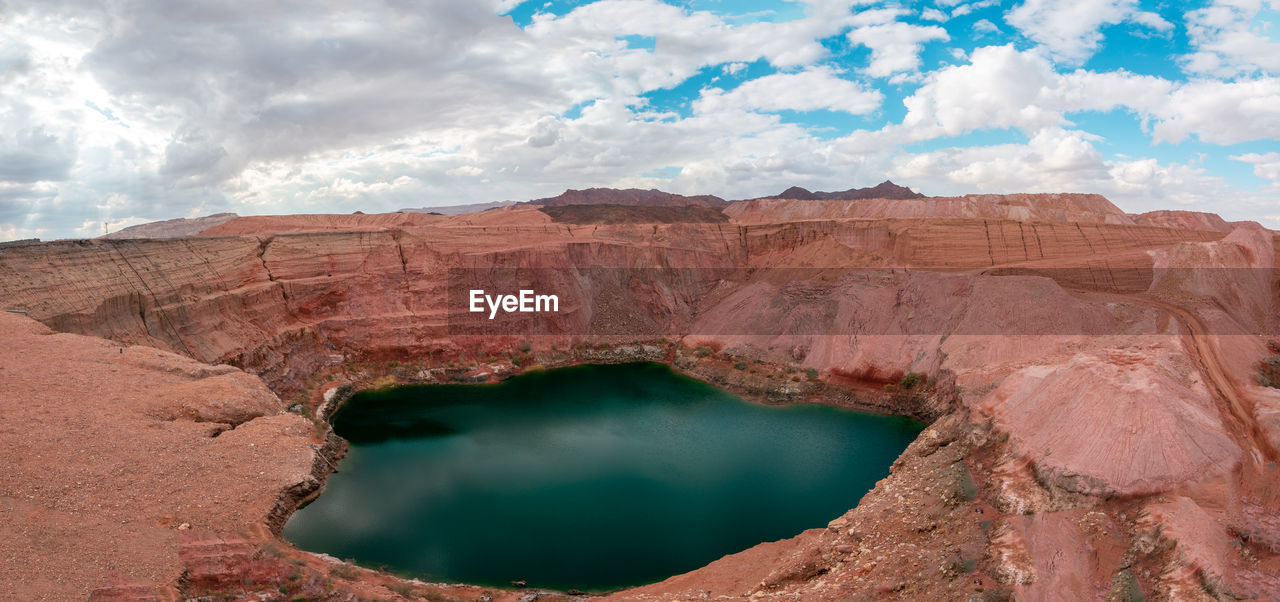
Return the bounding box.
[0,192,1277,600]
[0,314,318,601]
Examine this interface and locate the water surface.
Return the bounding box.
[285,362,920,591]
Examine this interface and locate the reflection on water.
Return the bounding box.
[285,362,921,591]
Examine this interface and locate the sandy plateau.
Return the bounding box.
[1,188,1278,600]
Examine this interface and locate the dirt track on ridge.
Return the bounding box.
[1082,289,1278,464]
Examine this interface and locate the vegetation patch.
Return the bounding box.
[1257,342,1280,388]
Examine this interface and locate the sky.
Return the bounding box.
[0,0,1278,240]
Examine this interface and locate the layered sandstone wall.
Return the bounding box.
[0,208,1241,397]
[723,192,1132,224]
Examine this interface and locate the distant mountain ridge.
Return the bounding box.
[93,182,936,238]
[750,180,925,201]
[528,188,728,208]
[100,213,239,239]
[538,204,729,224]
[399,200,518,215]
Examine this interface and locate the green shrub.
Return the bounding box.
[519,341,532,353]
[329,564,358,580]
[260,543,286,558]
[694,346,713,358]
[388,582,415,597]
[805,368,819,379]
[734,361,748,370]
[953,462,979,502]
[900,371,923,390]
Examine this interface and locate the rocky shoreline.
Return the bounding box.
[257,341,955,600]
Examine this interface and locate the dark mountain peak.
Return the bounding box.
[529,187,727,208]
[775,186,814,199]
[859,180,924,199]
[752,180,925,201]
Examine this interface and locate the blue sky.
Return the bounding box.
[0,0,1277,239]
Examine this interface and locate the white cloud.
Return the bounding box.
[1006,0,1173,63]
[1129,10,1174,31]
[493,0,525,14]
[900,45,1280,146]
[893,128,1107,190]
[446,166,485,177]
[921,8,948,22]
[1232,152,1280,191]
[0,0,1275,240]
[888,127,1262,216]
[951,0,999,18]
[846,8,949,78]
[0,126,78,183]
[1183,0,1280,76]
[0,0,879,238]
[972,19,1000,35]
[695,66,882,115]
[902,46,1067,137]
[1146,78,1280,144]
[525,0,862,77]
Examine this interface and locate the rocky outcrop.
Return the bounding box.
[749,180,925,201]
[0,313,317,601]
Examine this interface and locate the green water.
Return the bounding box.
[284,362,921,591]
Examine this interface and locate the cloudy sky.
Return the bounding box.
[1,0,1278,240]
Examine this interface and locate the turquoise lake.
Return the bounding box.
[284,362,921,592]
